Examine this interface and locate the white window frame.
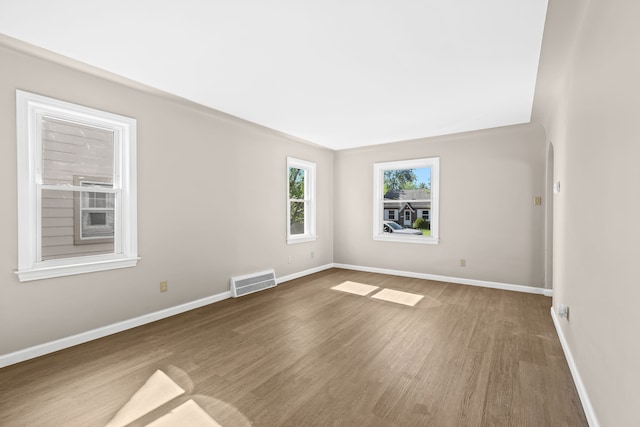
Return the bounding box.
[287,157,316,244]
[373,157,440,244]
[16,90,139,281]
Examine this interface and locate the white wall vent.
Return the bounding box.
[230,269,277,297]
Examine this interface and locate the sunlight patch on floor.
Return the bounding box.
[331,281,379,296]
[371,288,424,306]
[106,370,185,427]
[146,399,221,427]
[105,368,252,426]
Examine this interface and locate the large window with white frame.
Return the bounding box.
[16,90,138,281]
[287,157,316,244]
[373,157,439,244]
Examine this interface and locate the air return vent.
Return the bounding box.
[230,269,277,297]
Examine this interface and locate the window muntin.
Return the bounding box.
[287,157,316,243]
[373,158,439,244]
[16,91,138,281]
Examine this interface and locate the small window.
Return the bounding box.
[373,157,439,244]
[74,177,115,244]
[16,91,138,281]
[384,209,398,221]
[419,209,431,221]
[287,157,316,244]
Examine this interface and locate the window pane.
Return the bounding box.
[81,209,115,238]
[41,189,114,260]
[41,117,114,186]
[289,167,305,199]
[95,193,107,208]
[290,201,305,235]
[375,159,438,241]
[383,167,431,200]
[88,212,107,225]
[382,167,431,234]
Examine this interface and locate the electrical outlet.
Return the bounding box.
[287,255,292,264]
[160,281,168,292]
[460,259,466,267]
[558,305,569,320]
[311,251,315,259]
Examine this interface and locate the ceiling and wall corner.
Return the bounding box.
[0,0,549,150]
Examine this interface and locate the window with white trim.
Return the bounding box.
[287,157,316,244]
[384,209,398,221]
[74,177,115,245]
[418,209,431,222]
[16,90,138,281]
[373,157,439,244]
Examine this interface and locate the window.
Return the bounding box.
[287,157,316,244]
[16,90,138,281]
[384,209,398,221]
[373,157,439,244]
[74,177,115,244]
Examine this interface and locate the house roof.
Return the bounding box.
[384,189,431,200]
[384,202,431,210]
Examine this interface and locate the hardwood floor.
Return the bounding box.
[0,269,587,426]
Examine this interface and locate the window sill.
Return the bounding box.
[287,235,317,245]
[16,255,140,282]
[373,235,439,245]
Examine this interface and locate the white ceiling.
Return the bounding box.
[0,0,548,150]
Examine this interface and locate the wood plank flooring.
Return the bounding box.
[0,269,587,426]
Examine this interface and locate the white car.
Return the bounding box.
[383,221,422,235]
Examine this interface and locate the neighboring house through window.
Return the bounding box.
[287,157,316,244]
[16,90,138,281]
[373,157,439,244]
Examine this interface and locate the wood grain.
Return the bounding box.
[0,269,587,426]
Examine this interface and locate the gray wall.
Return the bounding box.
[0,37,334,355]
[334,124,546,287]
[533,0,640,425]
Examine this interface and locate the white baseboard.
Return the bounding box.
[550,308,599,427]
[0,263,335,369]
[0,290,231,369]
[277,263,334,284]
[333,263,553,296]
[0,263,549,369]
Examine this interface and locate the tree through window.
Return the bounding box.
[287,157,316,243]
